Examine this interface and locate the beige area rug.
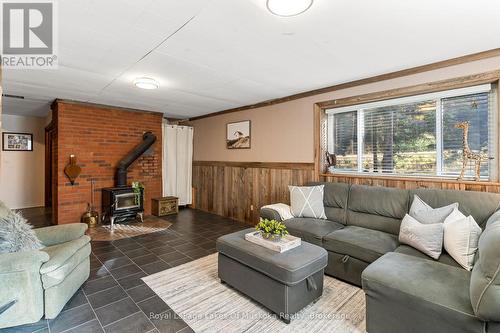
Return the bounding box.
[87,216,172,241]
[143,253,366,333]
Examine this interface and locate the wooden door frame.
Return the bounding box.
[44,121,56,207]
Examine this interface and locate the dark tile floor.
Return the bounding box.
[18,206,53,228]
[2,209,248,333]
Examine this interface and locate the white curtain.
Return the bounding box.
[162,122,194,205]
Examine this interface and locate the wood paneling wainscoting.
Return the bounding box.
[192,161,315,225]
[321,173,500,193]
[192,161,500,226]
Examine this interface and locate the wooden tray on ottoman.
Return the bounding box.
[245,231,301,253]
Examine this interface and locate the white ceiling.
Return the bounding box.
[3,0,500,118]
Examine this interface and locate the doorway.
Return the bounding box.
[45,121,56,210]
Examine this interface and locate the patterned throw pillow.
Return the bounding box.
[0,211,43,253]
[399,214,444,259]
[409,195,458,224]
[289,185,326,219]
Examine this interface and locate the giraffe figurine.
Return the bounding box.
[455,121,491,181]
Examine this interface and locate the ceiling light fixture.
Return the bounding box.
[133,77,160,90]
[266,0,313,17]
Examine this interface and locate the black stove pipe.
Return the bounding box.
[116,131,157,187]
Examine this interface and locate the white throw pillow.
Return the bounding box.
[399,214,444,259]
[289,185,326,219]
[443,209,482,270]
[409,195,458,224]
[261,203,294,221]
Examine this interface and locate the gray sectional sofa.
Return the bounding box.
[260,182,500,333]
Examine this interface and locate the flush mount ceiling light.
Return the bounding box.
[133,77,159,90]
[266,0,313,17]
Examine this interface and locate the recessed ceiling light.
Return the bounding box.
[133,77,160,90]
[266,0,313,17]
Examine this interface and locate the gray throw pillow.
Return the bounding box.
[0,211,43,253]
[399,214,444,259]
[409,195,458,224]
[289,185,326,219]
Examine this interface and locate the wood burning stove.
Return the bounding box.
[101,132,156,230]
[101,187,144,227]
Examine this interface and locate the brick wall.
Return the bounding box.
[53,101,163,224]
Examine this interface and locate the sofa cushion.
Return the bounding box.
[362,252,482,333]
[284,218,344,246]
[410,188,500,228]
[347,185,409,235]
[323,226,399,263]
[394,245,461,268]
[216,228,327,285]
[308,182,350,224]
[470,215,500,321]
[40,236,91,288]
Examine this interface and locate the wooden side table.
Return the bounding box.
[152,196,179,216]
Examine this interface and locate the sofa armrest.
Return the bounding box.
[485,209,500,228]
[260,208,283,222]
[34,223,88,247]
[0,250,49,273]
[0,250,47,327]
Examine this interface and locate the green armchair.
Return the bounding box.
[0,222,91,328]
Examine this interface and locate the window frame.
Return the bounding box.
[324,84,497,180]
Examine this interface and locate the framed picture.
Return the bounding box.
[227,120,251,149]
[2,132,33,151]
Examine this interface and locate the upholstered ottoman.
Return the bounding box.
[216,228,327,323]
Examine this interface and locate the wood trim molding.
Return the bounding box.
[317,69,500,109]
[193,160,315,170]
[498,80,500,179]
[313,104,321,181]
[189,48,500,121]
[320,173,500,187]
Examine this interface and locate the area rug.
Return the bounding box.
[87,216,172,241]
[143,253,366,333]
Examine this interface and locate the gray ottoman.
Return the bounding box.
[216,228,328,323]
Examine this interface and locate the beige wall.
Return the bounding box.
[0,114,46,209]
[191,56,500,163]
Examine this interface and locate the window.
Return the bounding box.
[326,84,498,180]
[331,111,357,171]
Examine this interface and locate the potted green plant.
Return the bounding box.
[255,219,289,242]
[131,181,144,206]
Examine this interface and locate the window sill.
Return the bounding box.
[320,172,500,186]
